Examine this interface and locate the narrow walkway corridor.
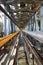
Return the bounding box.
[0,1,43,65]
[18,46,28,65]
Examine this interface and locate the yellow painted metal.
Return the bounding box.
[0,31,20,48]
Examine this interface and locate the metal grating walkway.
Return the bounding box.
[18,46,28,65]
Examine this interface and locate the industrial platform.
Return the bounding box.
[0,0,43,65]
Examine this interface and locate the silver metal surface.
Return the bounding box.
[23,30,43,43]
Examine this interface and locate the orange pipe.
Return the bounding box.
[0,31,19,48]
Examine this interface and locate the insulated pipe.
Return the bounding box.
[22,30,43,43]
[0,31,20,48]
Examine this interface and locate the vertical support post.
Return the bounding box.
[11,14,15,33]
[34,14,36,31]
[6,17,11,35]
[29,17,33,31]
[31,17,33,31]
[35,13,39,31]
[13,23,15,32]
[33,15,35,31]
[4,15,6,35]
[10,21,13,33]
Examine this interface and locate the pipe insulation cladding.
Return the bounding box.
[22,30,43,43]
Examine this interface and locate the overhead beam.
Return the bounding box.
[10,9,34,13]
[0,0,35,4]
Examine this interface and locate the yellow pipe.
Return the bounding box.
[0,31,19,48]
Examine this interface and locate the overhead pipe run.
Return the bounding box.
[22,30,43,43]
[0,5,19,27]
